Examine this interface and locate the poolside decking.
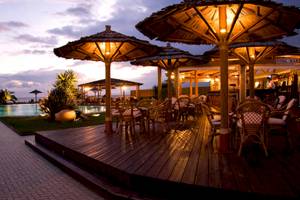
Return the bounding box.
[31,117,300,199]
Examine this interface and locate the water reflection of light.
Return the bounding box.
[78,106,106,114]
[0,104,105,117]
[0,104,41,117]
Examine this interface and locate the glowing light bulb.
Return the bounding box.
[105,42,111,55]
[220,28,227,34]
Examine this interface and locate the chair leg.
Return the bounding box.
[238,134,244,156]
[205,128,215,149]
[261,142,268,157]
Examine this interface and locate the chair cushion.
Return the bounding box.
[212,120,221,126]
[268,117,286,125]
[212,114,221,121]
[123,108,142,118]
[111,109,120,116]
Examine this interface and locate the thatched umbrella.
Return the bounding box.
[136,0,300,152]
[205,41,300,101]
[29,89,42,103]
[131,43,207,100]
[54,25,159,133]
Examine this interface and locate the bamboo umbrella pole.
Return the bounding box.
[167,70,172,99]
[249,62,255,98]
[157,68,162,100]
[189,78,193,97]
[167,59,172,99]
[195,70,198,96]
[219,5,230,151]
[174,68,179,98]
[240,64,246,102]
[105,61,112,134]
[219,41,229,138]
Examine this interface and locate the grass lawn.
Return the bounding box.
[0,113,105,136]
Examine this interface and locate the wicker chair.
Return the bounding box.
[148,100,172,133]
[201,103,221,149]
[236,100,271,156]
[267,98,297,151]
[174,96,192,122]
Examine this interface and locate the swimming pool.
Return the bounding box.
[0,104,105,117]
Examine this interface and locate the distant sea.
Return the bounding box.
[17,97,45,103]
[16,95,127,103]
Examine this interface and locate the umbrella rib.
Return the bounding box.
[121,45,142,60]
[75,47,101,61]
[227,4,244,41]
[95,42,106,61]
[246,47,252,63]
[111,42,124,60]
[232,50,248,64]
[257,46,276,62]
[172,58,180,69]
[255,47,269,62]
[262,12,292,34]
[167,15,216,44]
[231,8,276,42]
[161,59,168,69]
[193,6,219,42]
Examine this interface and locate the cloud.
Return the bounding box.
[2,80,39,89]
[0,68,88,97]
[57,3,92,18]
[14,34,58,45]
[48,26,82,38]
[22,49,48,55]
[0,21,28,32]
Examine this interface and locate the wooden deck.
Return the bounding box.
[34,117,300,199]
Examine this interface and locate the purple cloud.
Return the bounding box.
[0,21,28,32]
[48,26,81,38]
[63,3,91,17]
[14,34,58,45]
[22,49,48,55]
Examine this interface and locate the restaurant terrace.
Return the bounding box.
[24,1,300,200]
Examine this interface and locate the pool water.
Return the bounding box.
[0,104,105,117]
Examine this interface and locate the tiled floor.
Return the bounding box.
[0,122,105,200]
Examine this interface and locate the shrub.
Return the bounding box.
[39,70,78,121]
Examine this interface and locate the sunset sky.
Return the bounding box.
[1,0,300,98]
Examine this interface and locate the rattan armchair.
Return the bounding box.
[236,100,271,156]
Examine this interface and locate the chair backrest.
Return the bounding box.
[282,98,297,121]
[136,98,157,109]
[276,95,286,109]
[174,96,191,110]
[237,100,271,136]
[246,96,260,101]
[200,103,217,127]
[199,95,208,103]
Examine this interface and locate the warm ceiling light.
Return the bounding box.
[121,86,127,90]
[105,42,111,55]
[220,28,227,34]
[170,72,175,80]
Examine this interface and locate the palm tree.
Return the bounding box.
[0,89,17,104]
[39,70,78,120]
[54,70,77,95]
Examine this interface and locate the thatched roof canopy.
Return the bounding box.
[131,43,208,70]
[78,78,143,88]
[54,25,159,62]
[204,41,300,64]
[136,0,300,45]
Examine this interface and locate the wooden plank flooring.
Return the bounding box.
[36,117,300,199]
